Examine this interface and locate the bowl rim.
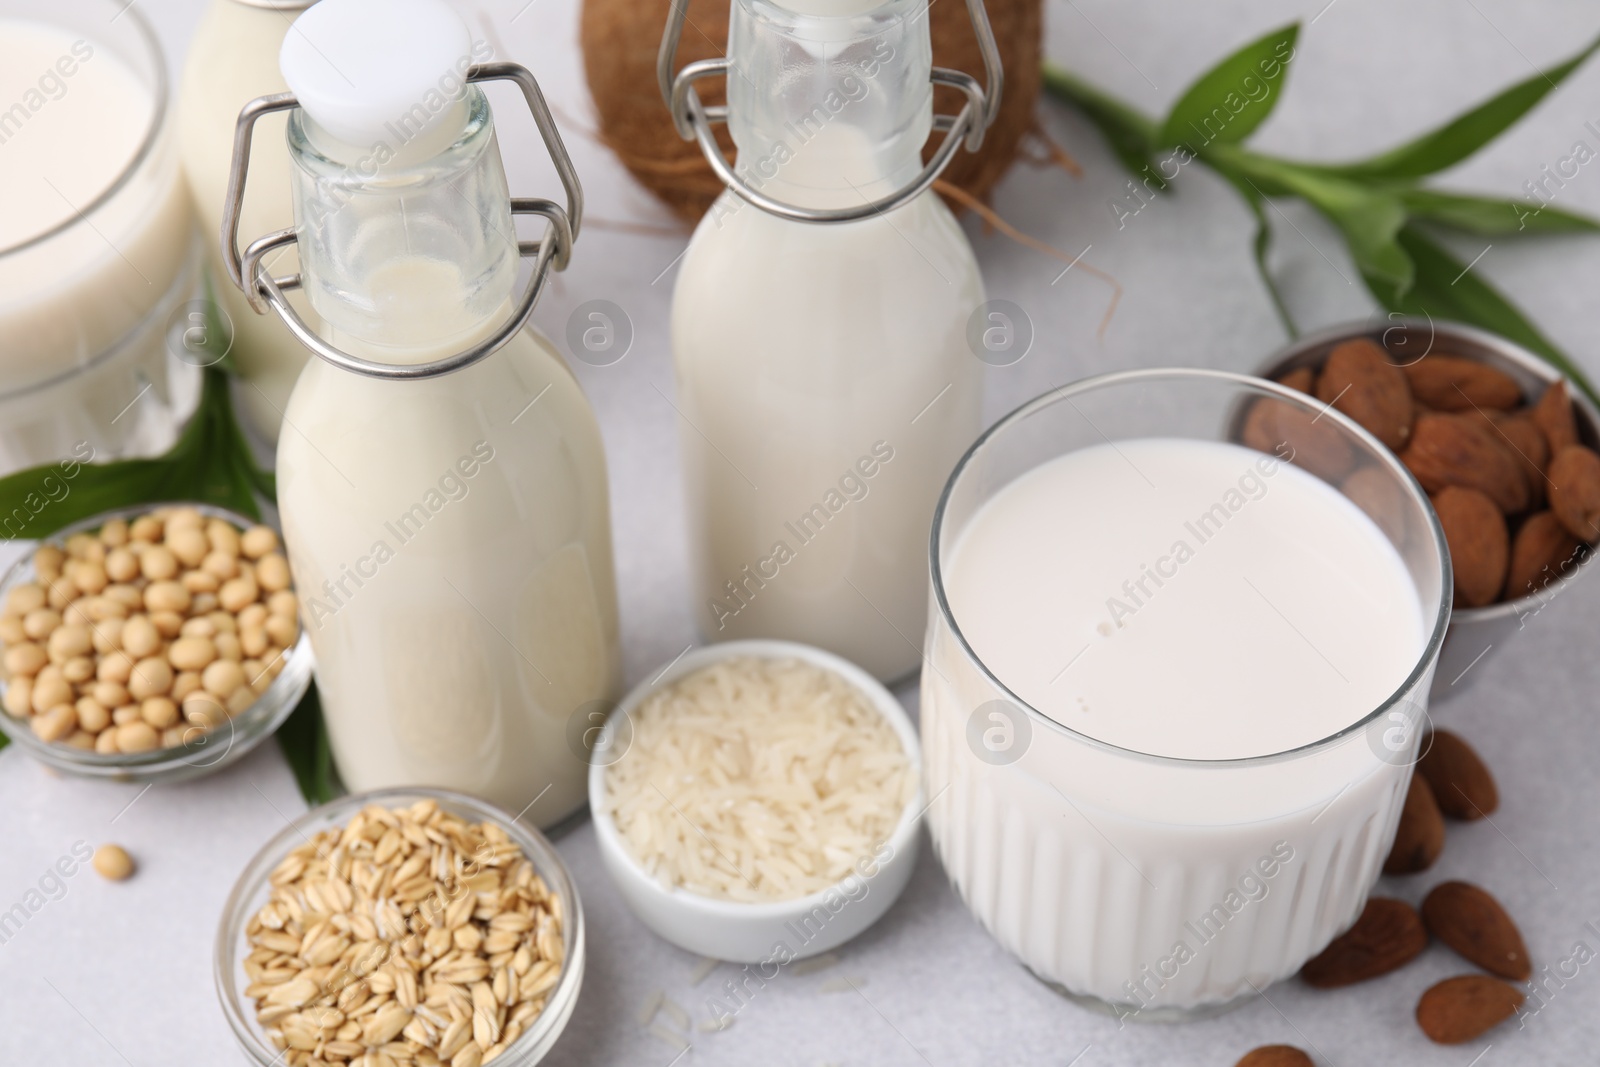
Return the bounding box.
[588,639,925,919]
[1254,317,1600,623]
[0,501,313,776]
[213,785,586,1066]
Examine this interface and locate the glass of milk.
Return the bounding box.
[0,0,201,477]
[922,368,1451,1020]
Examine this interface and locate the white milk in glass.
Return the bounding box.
[671,0,982,681]
[0,7,196,474]
[924,437,1430,1013]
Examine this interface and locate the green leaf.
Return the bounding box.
[1212,167,1297,336]
[1242,160,1414,304]
[1371,224,1600,406]
[1041,63,1170,190]
[1160,23,1299,150]
[1399,188,1600,235]
[276,683,341,806]
[1314,33,1600,180]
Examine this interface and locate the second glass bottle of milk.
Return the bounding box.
[670,0,985,681]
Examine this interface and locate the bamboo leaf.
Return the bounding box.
[1244,161,1414,304]
[1399,188,1600,235]
[1213,168,1297,336]
[1373,225,1600,406]
[1160,23,1299,150]
[1313,34,1600,180]
[1041,63,1169,190]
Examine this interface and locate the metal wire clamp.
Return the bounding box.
[220,62,581,381]
[656,0,1002,223]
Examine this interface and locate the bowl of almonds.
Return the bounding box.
[0,503,312,780]
[1255,320,1600,698]
[215,788,584,1067]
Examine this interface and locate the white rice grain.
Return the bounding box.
[604,657,912,902]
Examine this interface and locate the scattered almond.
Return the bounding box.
[1403,355,1522,412]
[1384,774,1445,875]
[1417,729,1498,820]
[1548,444,1600,540]
[1421,881,1531,981]
[1235,1045,1313,1067]
[1532,379,1579,453]
[1505,510,1583,600]
[1432,487,1509,608]
[1416,974,1524,1044]
[1316,339,1415,450]
[1300,896,1427,988]
[1403,412,1529,515]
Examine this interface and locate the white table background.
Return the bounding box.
[5,0,1600,1063]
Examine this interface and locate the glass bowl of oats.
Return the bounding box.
[215,787,585,1067]
[0,502,312,782]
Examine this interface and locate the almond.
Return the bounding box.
[1300,896,1427,988]
[1432,487,1509,608]
[1421,881,1532,980]
[1418,729,1498,820]
[1416,974,1524,1044]
[1483,411,1549,509]
[1505,510,1583,600]
[1384,774,1445,874]
[1242,395,1356,482]
[1316,339,1415,450]
[1235,1046,1313,1067]
[1276,366,1316,395]
[1402,412,1530,514]
[1532,379,1579,453]
[1548,444,1600,540]
[1403,355,1522,411]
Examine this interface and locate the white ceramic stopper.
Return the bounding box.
[279,0,473,146]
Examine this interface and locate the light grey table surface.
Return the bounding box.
[4,0,1600,1064]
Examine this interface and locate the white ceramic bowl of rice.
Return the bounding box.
[587,640,924,964]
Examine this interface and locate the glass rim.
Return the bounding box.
[0,0,170,259]
[927,366,1455,770]
[739,0,924,37]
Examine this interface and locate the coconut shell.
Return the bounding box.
[580,0,1042,223]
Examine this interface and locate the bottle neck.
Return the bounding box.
[726,0,933,211]
[287,87,518,363]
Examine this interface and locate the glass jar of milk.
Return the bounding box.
[923,369,1452,1018]
[177,0,324,446]
[0,0,200,480]
[661,0,999,681]
[226,0,621,827]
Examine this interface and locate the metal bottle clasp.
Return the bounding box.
[657,0,1003,223]
[221,62,582,381]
